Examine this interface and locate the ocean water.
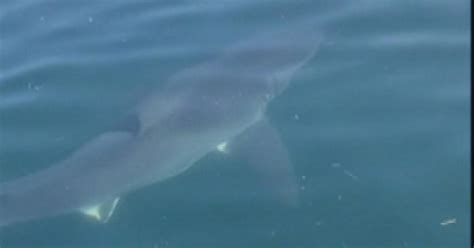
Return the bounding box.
[0,0,470,247]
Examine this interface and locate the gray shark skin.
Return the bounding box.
[0,21,321,227]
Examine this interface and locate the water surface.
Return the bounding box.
[0,0,470,247]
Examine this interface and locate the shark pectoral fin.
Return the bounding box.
[228,118,299,207]
[80,197,120,223]
[216,141,229,153]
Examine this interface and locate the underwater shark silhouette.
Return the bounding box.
[0,21,321,226]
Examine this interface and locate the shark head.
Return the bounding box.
[221,22,322,97]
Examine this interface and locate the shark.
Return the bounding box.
[0,21,321,227]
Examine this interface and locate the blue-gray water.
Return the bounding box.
[0,0,470,247]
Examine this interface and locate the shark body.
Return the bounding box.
[0,21,321,226]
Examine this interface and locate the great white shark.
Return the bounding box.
[0,21,321,227]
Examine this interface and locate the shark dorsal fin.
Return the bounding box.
[80,197,120,223]
[113,112,141,136]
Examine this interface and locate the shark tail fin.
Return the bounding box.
[80,197,120,223]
